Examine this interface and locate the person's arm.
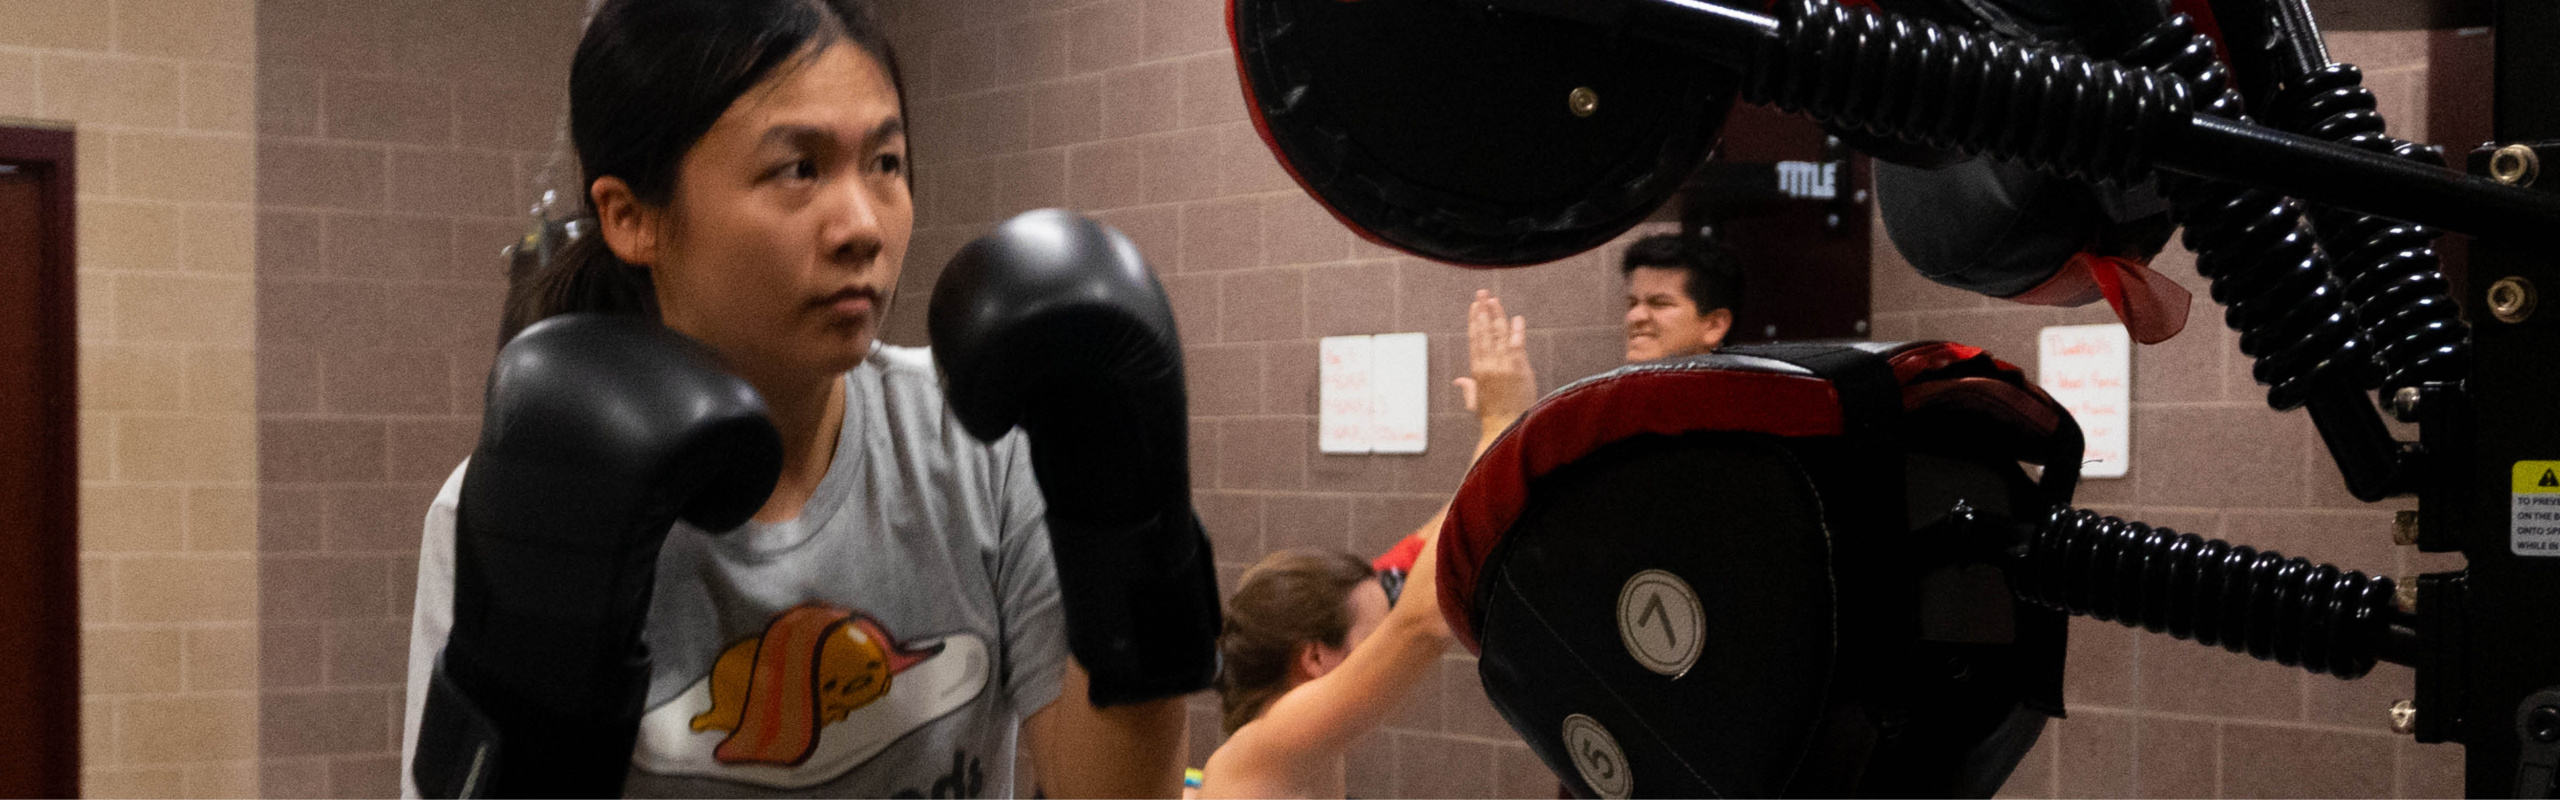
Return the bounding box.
[989,427,1187,799]
[398,461,469,800]
[1205,294,1515,790]
[1404,290,1538,543]
[1023,661,1189,798]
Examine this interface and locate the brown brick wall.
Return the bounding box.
[251,1,585,796]
[2,0,263,795]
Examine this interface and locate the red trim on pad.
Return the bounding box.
[1433,342,2065,653]
[1227,0,1428,262]
[1435,364,1844,653]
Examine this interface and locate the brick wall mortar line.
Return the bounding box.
[83,621,261,634]
[23,47,226,72]
[48,123,254,140]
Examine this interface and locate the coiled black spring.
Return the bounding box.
[2267,66,2471,391]
[1742,0,2189,186]
[2019,509,2396,678]
[1747,1,2464,404]
[2119,19,2367,410]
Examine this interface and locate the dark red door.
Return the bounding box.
[0,125,80,799]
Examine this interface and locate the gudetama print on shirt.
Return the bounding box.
[691,604,943,764]
[630,601,993,789]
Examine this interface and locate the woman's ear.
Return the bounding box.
[591,176,661,268]
[1291,640,1328,684]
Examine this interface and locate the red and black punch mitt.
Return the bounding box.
[1436,341,2083,798]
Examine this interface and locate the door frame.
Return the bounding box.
[0,122,81,799]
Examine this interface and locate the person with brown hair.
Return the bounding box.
[1195,290,1531,798]
[1212,548,1399,736]
[1198,533,1447,800]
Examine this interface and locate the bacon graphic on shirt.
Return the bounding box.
[688,603,943,766]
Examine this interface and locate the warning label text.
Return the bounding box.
[2513,461,2560,556]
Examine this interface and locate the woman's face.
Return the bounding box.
[645,43,912,382]
[1307,579,1392,679]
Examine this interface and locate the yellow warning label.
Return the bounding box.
[2518,462,2560,556]
[2518,461,2560,493]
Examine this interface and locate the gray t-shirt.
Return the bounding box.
[401,344,1067,798]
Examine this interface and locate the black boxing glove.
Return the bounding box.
[927,209,1220,707]
[413,314,781,798]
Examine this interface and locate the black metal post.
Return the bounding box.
[2453,4,2560,794]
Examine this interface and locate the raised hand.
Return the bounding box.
[1450,289,1537,434]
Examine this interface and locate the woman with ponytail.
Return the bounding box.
[402,1,1184,796]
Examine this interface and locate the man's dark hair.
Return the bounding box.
[1621,234,1743,314]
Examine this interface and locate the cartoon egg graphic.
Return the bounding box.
[688,605,942,766]
[633,602,990,789]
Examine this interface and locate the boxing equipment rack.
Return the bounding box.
[1230,0,2560,793]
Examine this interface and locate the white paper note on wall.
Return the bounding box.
[1318,333,1429,455]
[2039,324,2131,479]
[1369,333,1429,453]
[1319,335,1375,453]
